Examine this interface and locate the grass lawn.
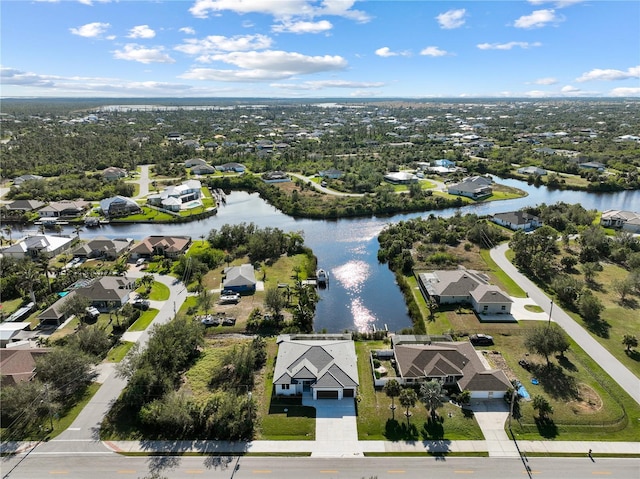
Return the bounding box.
[0,297,23,317]
[479,248,527,297]
[487,184,525,201]
[147,281,170,301]
[48,383,101,439]
[355,341,484,441]
[565,262,640,377]
[127,309,159,332]
[257,339,315,440]
[117,207,175,222]
[106,341,136,362]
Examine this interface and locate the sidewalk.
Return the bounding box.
[101,439,639,456]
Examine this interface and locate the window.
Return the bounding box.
[483,305,488,311]
[282,384,290,390]
[501,305,506,311]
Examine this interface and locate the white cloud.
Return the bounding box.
[477,41,542,50]
[420,46,448,57]
[189,0,370,22]
[375,47,410,58]
[528,0,584,7]
[514,9,561,28]
[576,66,640,82]
[1,67,56,87]
[112,44,176,64]
[175,34,273,61]
[271,79,384,90]
[69,22,111,38]
[272,20,333,34]
[180,50,347,82]
[76,0,113,5]
[127,25,156,39]
[180,27,196,35]
[534,77,558,85]
[436,9,466,29]
[561,85,580,93]
[610,87,640,97]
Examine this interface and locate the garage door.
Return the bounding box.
[343,389,354,398]
[317,390,339,399]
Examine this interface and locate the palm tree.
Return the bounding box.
[35,251,53,293]
[18,261,41,303]
[532,395,553,420]
[399,387,418,426]
[74,225,83,239]
[419,380,444,420]
[384,379,401,418]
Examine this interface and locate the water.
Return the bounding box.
[52,179,640,333]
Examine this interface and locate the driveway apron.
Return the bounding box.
[302,397,363,457]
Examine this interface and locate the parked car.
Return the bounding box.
[470,333,494,346]
[136,258,146,266]
[132,299,150,310]
[218,293,240,304]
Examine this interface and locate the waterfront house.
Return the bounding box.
[417,269,512,315]
[222,264,257,293]
[600,209,640,233]
[129,235,192,259]
[39,200,90,218]
[446,176,493,199]
[273,334,359,400]
[491,211,542,231]
[99,196,142,218]
[390,336,511,399]
[2,234,74,259]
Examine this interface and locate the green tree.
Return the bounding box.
[384,379,401,418]
[419,380,444,420]
[61,293,92,323]
[399,387,418,426]
[36,345,96,397]
[0,380,56,438]
[74,324,112,358]
[532,395,554,420]
[577,290,604,323]
[622,334,638,353]
[524,325,570,366]
[264,287,287,320]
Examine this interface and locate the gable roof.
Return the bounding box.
[0,348,50,387]
[394,342,511,393]
[470,284,513,304]
[223,264,256,287]
[492,211,540,226]
[129,236,192,256]
[419,269,489,297]
[273,335,359,389]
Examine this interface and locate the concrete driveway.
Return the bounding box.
[302,396,363,457]
[469,400,519,458]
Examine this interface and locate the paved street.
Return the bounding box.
[491,243,640,406]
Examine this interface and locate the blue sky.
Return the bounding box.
[1,0,639,98]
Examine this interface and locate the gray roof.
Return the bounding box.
[470,284,513,304]
[492,211,540,226]
[223,264,256,288]
[419,269,489,297]
[273,336,359,389]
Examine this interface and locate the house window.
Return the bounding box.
[282,384,290,390]
[501,305,506,311]
[483,305,488,311]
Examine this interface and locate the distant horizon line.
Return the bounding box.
[1,95,638,103]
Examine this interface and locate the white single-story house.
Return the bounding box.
[273,334,359,400]
[384,171,419,185]
[318,168,344,179]
[216,162,246,173]
[2,234,74,259]
[491,211,542,231]
[390,336,511,399]
[102,167,128,181]
[222,264,257,293]
[600,210,640,233]
[417,268,512,315]
[185,158,207,168]
[447,176,493,199]
[100,196,142,218]
[262,171,290,183]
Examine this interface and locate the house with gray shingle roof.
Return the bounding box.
[391,338,511,399]
[491,211,542,231]
[446,176,492,199]
[273,334,359,400]
[417,268,512,315]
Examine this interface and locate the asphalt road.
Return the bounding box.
[491,243,640,405]
[2,455,638,479]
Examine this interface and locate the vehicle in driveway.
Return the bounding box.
[132,299,150,310]
[218,293,240,304]
[470,333,494,346]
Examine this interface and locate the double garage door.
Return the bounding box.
[316,390,339,399]
[316,389,355,399]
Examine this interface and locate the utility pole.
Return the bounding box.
[547,300,554,328]
[44,384,54,432]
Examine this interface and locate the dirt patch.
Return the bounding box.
[568,383,603,415]
[484,350,518,382]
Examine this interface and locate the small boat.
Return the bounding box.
[316,269,329,284]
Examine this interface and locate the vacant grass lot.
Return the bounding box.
[355,341,484,441]
[127,309,159,332]
[255,339,315,440]
[106,341,135,362]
